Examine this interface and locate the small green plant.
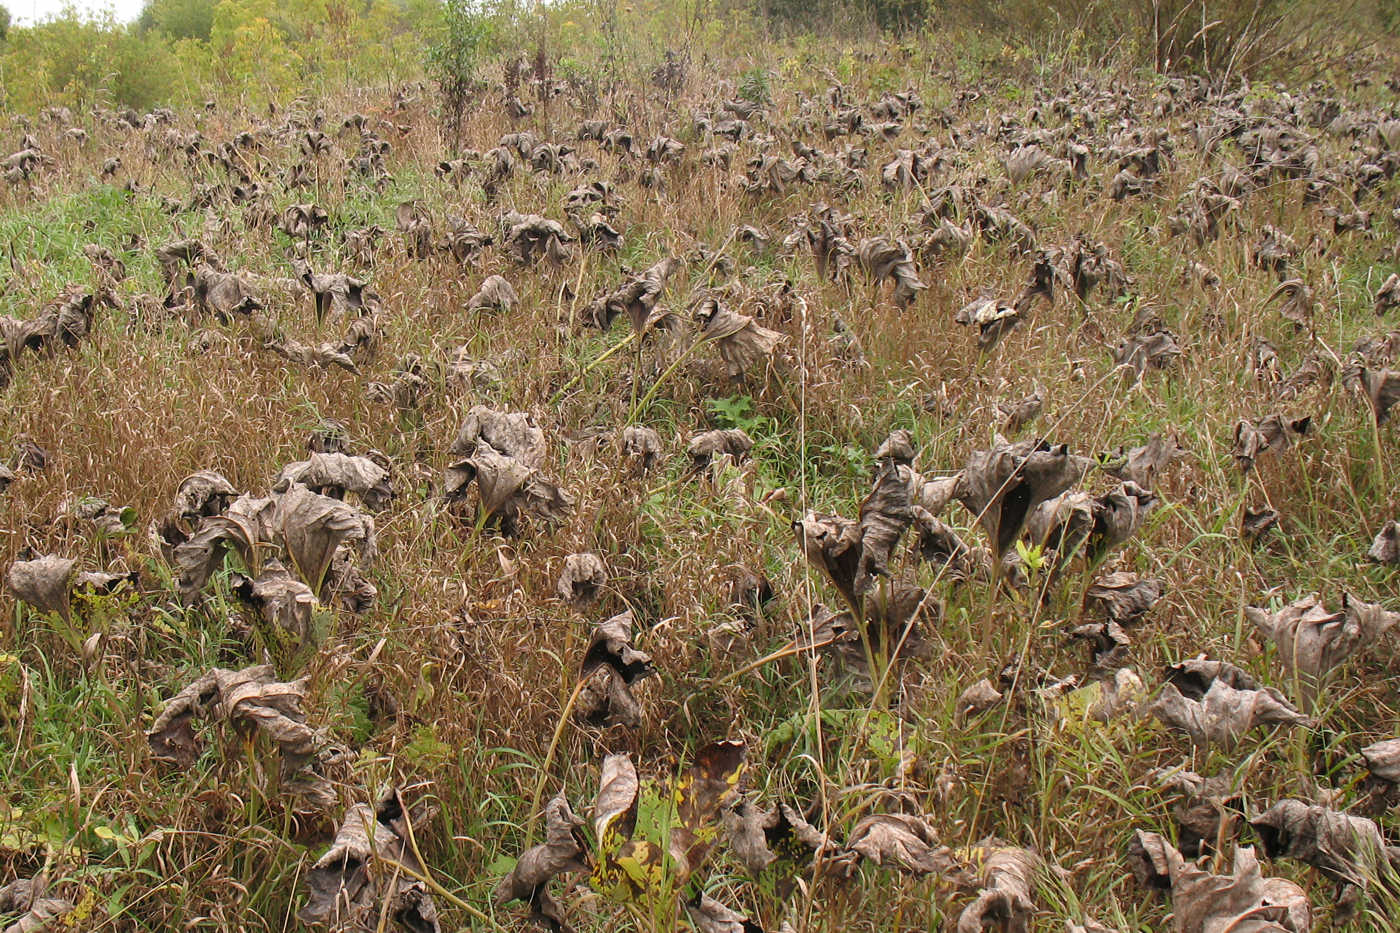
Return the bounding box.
[706,393,763,432]
[738,66,771,105]
[428,0,493,152]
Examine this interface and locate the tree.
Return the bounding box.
[138,0,217,41]
[0,5,11,41]
[428,0,492,152]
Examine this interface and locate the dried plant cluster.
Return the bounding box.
[4,33,1400,933]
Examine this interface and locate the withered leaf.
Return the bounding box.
[954,439,1091,557]
[621,425,662,474]
[1127,832,1310,933]
[593,752,640,847]
[584,258,680,333]
[148,664,336,806]
[556,553,607,606]
[956,678,1004,720]
[857,237,926,308]
[450,406,546,470]
[1251,798,1399,887]
[1101,434,1185,489]
[275,483,376,595]
[1245,594,1392,677]
[466,275,518,314]
[670,740,747,877]
[874,429,916,465]
[494,794,588,907]
[1027,482,1155,564]
[5,554,76,620]
[581,610,653,683]
[793,512,862,610]
[847,813,953,875]
[694,297,784,379]
[1265,279,1315,330]
[1242,506,1280,542]
[1231,415,1310,471]
[956,843,1040,933]
[233,559,317,644]
[1358,367,1400,423]
[1361,739,1400,784]
[278,452,393,511]
[1083,572,1162,625]
[1368,520,1400,565]
[855,460,916,595]
[688,429,753,472]
[300,791,441,931]
[954,296,1023,350]
[684,893,763,933]
[1153,769,1241,858]
[1112,328,1181,376]
[1149,660,1310,749]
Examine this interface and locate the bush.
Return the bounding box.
[756,0,929,34]
[935,0,1375,80]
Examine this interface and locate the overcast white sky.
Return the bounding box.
[12,0,146,25]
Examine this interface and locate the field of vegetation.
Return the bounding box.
[5,1,1400,930]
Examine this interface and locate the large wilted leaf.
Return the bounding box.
[1149,660,1310,749]
[954,296,1023,350]
[1026,482,1155,565]
[1112,328,1181,377]
[170,496,274,602]
[694,297,784,379]
[494,794,588,912]
[1083,572,1163,625]
[278,452,393,511]
[502,211,575,266]
[846,813,954,875]
[147,664,337,808]
[170,470,239,524]
[0,874,74,933]
[578,611,653,728]
[1251,798,1400,887]
[450,441,573,533]
[956,843,1040,933]
[292,259,373,323]
[857,237,926,308]
[300,791,441,932]
[684,893,762,933]
[621,425,662,475]
[1368,520,1400,565]
[855,460,916,595]
[449,406,546,469]
[6,554,76,620]
[954,439,1091,557]
[275,483,376,595]
[1101,434,1185,489]
[1152,770,1241,858]
[581,610,653,683]
[1126,832,1310,933]
[1362,740,1400,784]
[668,741,746,877]
[722,801,829,881]
[232,559,317,644]
[1246,593,1400,677]
[1231,415,1310,471]
[584,258,680,333]
[465,275,518,314]
[793,512,863,610]
[688,429,753,473]
[1358,367,1400,423]
[590,754,666,903]
[557,552,607,606]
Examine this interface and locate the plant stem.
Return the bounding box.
[524,677,588,847]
